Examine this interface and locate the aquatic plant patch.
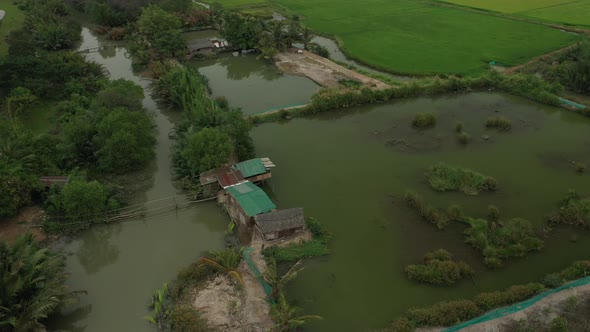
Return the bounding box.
[405,249,474,286]
[263,217,332,262]
[427,163,497,195]
[548,190,590,229]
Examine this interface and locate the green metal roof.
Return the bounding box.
[232,159,266,178]
[226,182,276,217]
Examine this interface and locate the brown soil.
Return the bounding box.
[0,206,46,245]
[192,247,273,331]
[275,49,390,90]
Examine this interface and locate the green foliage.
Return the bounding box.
[404,191,450,229]
[550,317,569,332]
[473,283,545,311]
[548,191,590,229]
[168,263,215,301]
[405,249,474,286]
[199,248,244,283]
[406,300,482,327]
[93,79,145,112]
[308,42,329,58]
[221,11,262,50]
[144,283,170,328]
[181,128,233,175]
[263,218,332,263]
[412,112,436,128]
[44,179,119,233]
[427,163,497,195]
[270,292,322,332]
[464,217,544,268]
[168,305,209,332]
[455,121,464,133]
[575,162,586,173]
[557,42,590,95]
[94,107,155,173]
[554,261,590,282]
[486,116,512,131]
[264,240,331,263]
[0,234,80,331]
[457,132,471,145]
[86,1,127,26]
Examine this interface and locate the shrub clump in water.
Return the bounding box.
[455,121,464,133]
[485,116,512,131]
[412,112,436,128]
[405,249,474,286]
[427,163,497,195]
[575,162,586,173]
[548,190,590,229]
[457,132,471,145]
[404,191,450,229]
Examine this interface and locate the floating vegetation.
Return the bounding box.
[455,121,464,133]
[427,163,497,195]
[404,191,450,230]
[405,194,543,267]
[576,162,586,173]
[457,132,471,145]
[485,116,512,131]
[464,217,543,268]
[548,190,590,229]
[412,112,437,128]
[405,249,474,286]
[263,218,332,262]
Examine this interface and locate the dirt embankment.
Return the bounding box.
[0,206,46,245]
[275,49,390,90]
[192,245,273,331]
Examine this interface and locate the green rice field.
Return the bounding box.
[212,0,580,75]
[443,0,590,26]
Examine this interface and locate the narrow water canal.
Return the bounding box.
[48,28,227,332]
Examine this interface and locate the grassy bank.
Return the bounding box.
[382,261,590,331]
[0,1,25,56]
[250,71,577,124]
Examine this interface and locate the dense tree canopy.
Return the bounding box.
[181,128,233,175]
[0,234,79,330]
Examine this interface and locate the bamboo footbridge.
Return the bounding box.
[44,191,217,227]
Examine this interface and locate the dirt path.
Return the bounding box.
[418,282,590,332]
[0,206,46,245]
[275,49,390,89]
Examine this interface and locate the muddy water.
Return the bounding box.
[251,92,590,331]
[49,28,227,332]
[192,54,319,115]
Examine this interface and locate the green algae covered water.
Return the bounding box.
[251,92,590,331]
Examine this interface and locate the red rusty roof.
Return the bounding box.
[215,167,245,188]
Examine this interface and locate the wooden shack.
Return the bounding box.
[254,208,306,241]
[225,182,276,225]
[39,176,69,188]
[231,158,275,183]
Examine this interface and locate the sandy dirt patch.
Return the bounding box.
[275,49,390,90]
[0,206,46,245]
[192,262,273,331]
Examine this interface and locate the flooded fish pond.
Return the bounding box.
[251,92,590,331]
[51,28,590,332]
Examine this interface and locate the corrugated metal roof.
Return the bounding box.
[216,167,245,188]
[232,159,267,178]
[226,182,276,217]
[255,208,305,234]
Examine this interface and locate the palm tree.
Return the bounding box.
[264,259,303,300]
[0,234,81,331]
[199,248,244,283]
[144,283,169,331]
[270,292,322,332]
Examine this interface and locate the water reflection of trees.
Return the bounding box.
[77,224,122,275]
[218,55,280,81]
[47,304,92,332]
